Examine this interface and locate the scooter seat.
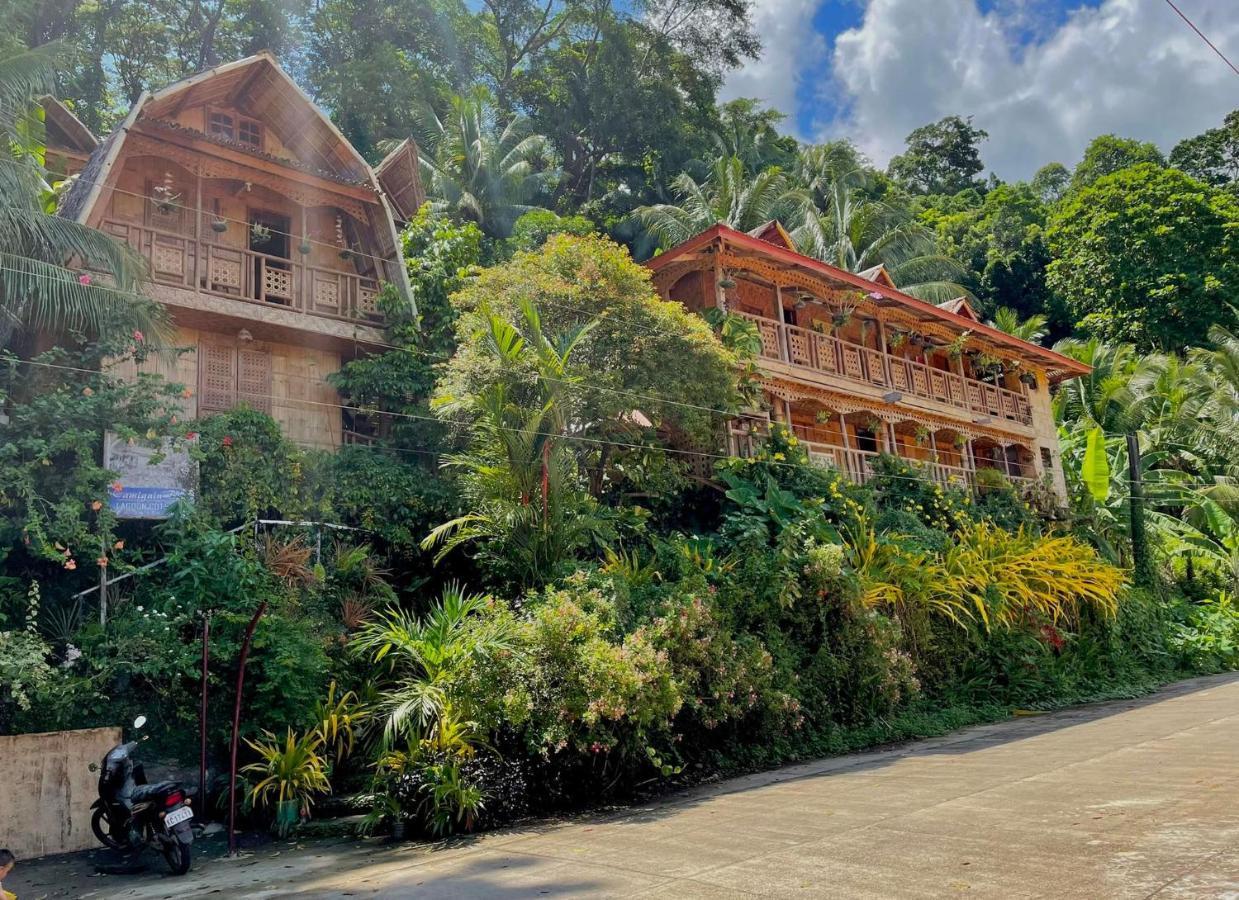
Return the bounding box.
[129,781,178,803]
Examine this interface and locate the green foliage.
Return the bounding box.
[887,115,989,196]
[0,43,167,347]
[0,339,190,586]
[507,209,595,254]
[1170,110,1239,190]
[1069,134,1165,192]
[920,182,1052,322]
[1046,165,1239,351]
[418,89,554,239]
[193,407,311,525]
[243,728,332,833]
[1168,592,1239,672]
[0,582,54,732]
[440,234,740,499]
[1081,426,1111,503]
[330,207,483,451]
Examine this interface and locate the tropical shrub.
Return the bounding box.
[243,728,332,835]
[1168,592,1239,672]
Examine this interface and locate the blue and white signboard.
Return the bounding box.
[104,432,198,519]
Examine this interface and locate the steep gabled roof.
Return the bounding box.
[39,96,97,154]
[937,296,979,321]
[140,52,369,183]
[57,54,417,314]
[375,138,426,224]
[746,220,797,250]
[856,264,897,288]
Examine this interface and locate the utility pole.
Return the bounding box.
[1126,432,1154,585]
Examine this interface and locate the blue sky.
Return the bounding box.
[722,0,1237,180]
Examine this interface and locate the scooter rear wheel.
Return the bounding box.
[163,840,192,876]
[91,807,125,850]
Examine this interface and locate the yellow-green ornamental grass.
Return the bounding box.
[852,522,1124,631]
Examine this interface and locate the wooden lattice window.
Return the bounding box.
[237,349,272,414]
[198,343,236,413]
[208,111,234,141]
[238,118,262,150]
[198,343,272,415]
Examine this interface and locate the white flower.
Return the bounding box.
[137,606,144,612]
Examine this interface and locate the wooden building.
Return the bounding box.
[56,53,423,449]
[647,223,1090,503]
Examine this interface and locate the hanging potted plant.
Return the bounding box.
[250,222,273,245]
[1020,371,1038,389]
[832,307,854,329]
[815,408,833,424]
[975,352,1004,380]
[718,271,737,291]
[151,172,180,214]
[298,238,312,255]
[888,330,908,351]
[908,331,925,348]
[914,425,931,446]
[946,331,970,360]
[864,415,884,434]
[211,217,228,234]
[953,433,968,449]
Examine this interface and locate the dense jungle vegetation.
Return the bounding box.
[1,1,1237,839]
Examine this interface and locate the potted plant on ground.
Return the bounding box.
[243,728,331,837]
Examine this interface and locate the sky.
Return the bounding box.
[719,0,1239,181]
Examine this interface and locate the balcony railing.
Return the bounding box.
[730,423,1032,490]
[101,220,384,326]
[736,311,1032,427]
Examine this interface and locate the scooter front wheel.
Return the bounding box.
[91,807,125,850]
[163,840,192,876]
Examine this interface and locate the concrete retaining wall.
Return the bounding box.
[0,727,121,858]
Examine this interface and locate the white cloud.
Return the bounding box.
[814,0,1239,180]
[718,0,826,134]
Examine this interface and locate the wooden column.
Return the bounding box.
[877,315,894,386]
[193,170,203,294]
[712,251,726,311]
[774,284,789,362]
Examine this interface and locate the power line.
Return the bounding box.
[1162,0,1239,78]
[2,355,1051,490]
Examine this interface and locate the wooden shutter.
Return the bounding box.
[237,349,272,414]
[198,343,236,412]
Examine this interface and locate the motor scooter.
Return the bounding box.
[90,715,195,876]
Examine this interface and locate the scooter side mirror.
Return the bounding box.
[133,715,147,729]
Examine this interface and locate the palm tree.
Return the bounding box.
[790,174,971,302]
[1051,338,1145,433]
[352,584,514,743]
[424,301,610,586]
[632,156,807,250]
[0,43,163,349]
[417,89,554,240]
[988,307,1049,344]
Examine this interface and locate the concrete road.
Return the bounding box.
[11,673,1239,899]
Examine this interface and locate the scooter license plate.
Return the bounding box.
[165,806,193,827]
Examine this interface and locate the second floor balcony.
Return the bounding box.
[736,311,1033,428]
[102,218,384,326]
